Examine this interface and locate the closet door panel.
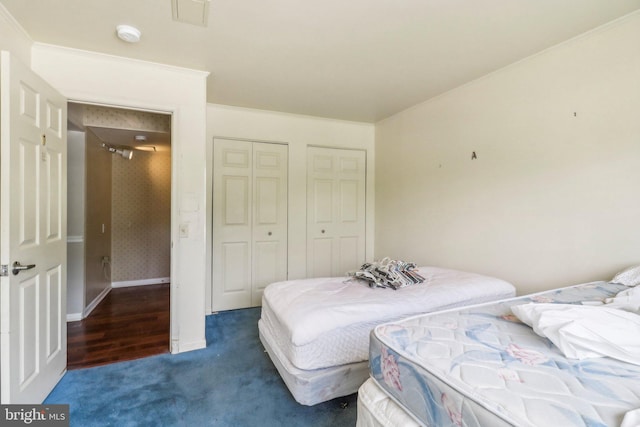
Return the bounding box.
[311,153,333,173]
[339,179,359,223]
[221,242,250,293]
[213,139,252,311]
[252,143,288,306]
[309,238,333,278]
[213,139,288,311]
[311,180,334,224]
[333,150,366,274]
[337,236,360,277]
[252,240,281,305]
[255,177,278,224]
[223,176,249,226]
[307,147,366,278]
[307,148,336,276]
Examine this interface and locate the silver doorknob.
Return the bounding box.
[12,261,36,276]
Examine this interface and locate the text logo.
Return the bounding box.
[1,405,69,426]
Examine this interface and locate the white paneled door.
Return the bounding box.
[307,147,366,278]
[212,139,287,311]
[0,51,67,403]
[251,143,288,305]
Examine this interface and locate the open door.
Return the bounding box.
[0,51,67,403]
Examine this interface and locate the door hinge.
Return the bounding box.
[0,264,8,277]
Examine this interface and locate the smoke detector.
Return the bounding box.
[116,25,142,43]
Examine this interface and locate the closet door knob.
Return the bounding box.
[268,231,272,236]
[321,229,325,234]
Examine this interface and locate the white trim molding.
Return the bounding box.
[111,277,170,288]
[32,43,210,79]
[0,3,33,43]
[66,313,82,322]
[82,286,111,319]
[172,339,207,354]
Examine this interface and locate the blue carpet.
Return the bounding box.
[45,308,357,426]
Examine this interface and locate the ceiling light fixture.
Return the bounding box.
[133,135,156,152]
[116,25,141,43]
[119,148,134,159]
[102,143,133,160]
[135,145,157,152]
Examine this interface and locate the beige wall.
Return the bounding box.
[375,12,640,295]
[112,150,171,282]
[84,130,112,307]
[206,104,375,312]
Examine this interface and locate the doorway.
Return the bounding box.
[66,102,172,368]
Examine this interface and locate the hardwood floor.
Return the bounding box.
[67,283,170,370]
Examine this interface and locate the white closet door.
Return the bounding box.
[212,139,253,311]
[252,143,288,306]
[213,139,288,311]
[307,147,366,278]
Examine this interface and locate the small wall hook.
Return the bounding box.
[471,151,477,160]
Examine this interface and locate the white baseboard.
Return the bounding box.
[66,313,82,322]
[111,277,170,288]
[172,339,207,354]
[83,286,111,319]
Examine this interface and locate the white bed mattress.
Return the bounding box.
[261,266,515,371]
[368,281,640,427]
[259,266,515,405]
[259,322,370,406]
[356,378,420,427]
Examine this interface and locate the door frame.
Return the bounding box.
[69,97,178,352]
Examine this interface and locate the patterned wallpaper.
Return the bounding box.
[111,150,171,282]
[83,104,170,132]
[85,130,112,302]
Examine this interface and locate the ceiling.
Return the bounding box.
[2,0,639,123]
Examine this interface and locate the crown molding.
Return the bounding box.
[0,3,33,43]
[32,42,210,79]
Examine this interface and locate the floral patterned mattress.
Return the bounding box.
[369,281,640,427]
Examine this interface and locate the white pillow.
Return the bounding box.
[511,303,640,365]
[611,265,640,287]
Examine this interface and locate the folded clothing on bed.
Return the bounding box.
[348,257,425,290]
